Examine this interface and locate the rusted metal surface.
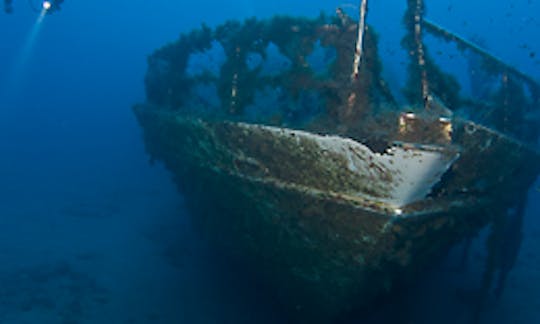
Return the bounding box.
[133,106,492,319]
[136,107,462,209]
[133,3,540,321]
[133,104,539,319]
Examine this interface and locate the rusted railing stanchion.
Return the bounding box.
[351,0,368,80]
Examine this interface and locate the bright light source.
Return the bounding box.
[43,1,52,10]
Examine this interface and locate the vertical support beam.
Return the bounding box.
[413,0,430,109]
[351,0,368,80]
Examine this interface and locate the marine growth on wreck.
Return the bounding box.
[143,2,539,145]
[134,0,540,321]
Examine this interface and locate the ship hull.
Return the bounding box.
[132,105,540,320]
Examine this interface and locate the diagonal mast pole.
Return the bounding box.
[351,0,368,80]
[412,0,430,109]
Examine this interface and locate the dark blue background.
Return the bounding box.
[1,1,539,323]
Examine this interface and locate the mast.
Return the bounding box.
[412,0,430,109]
[351,0,368,80]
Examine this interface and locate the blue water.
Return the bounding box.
[1,1,539,323]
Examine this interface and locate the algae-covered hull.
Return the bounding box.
[134,105,539,319]
[134,1,540,320]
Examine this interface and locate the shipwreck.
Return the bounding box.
[133,0,540,321]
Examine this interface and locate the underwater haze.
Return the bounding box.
[1,0,540,323]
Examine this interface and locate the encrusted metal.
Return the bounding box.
[134,2,540,321]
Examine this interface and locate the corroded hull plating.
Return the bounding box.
[134,105,540,320]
